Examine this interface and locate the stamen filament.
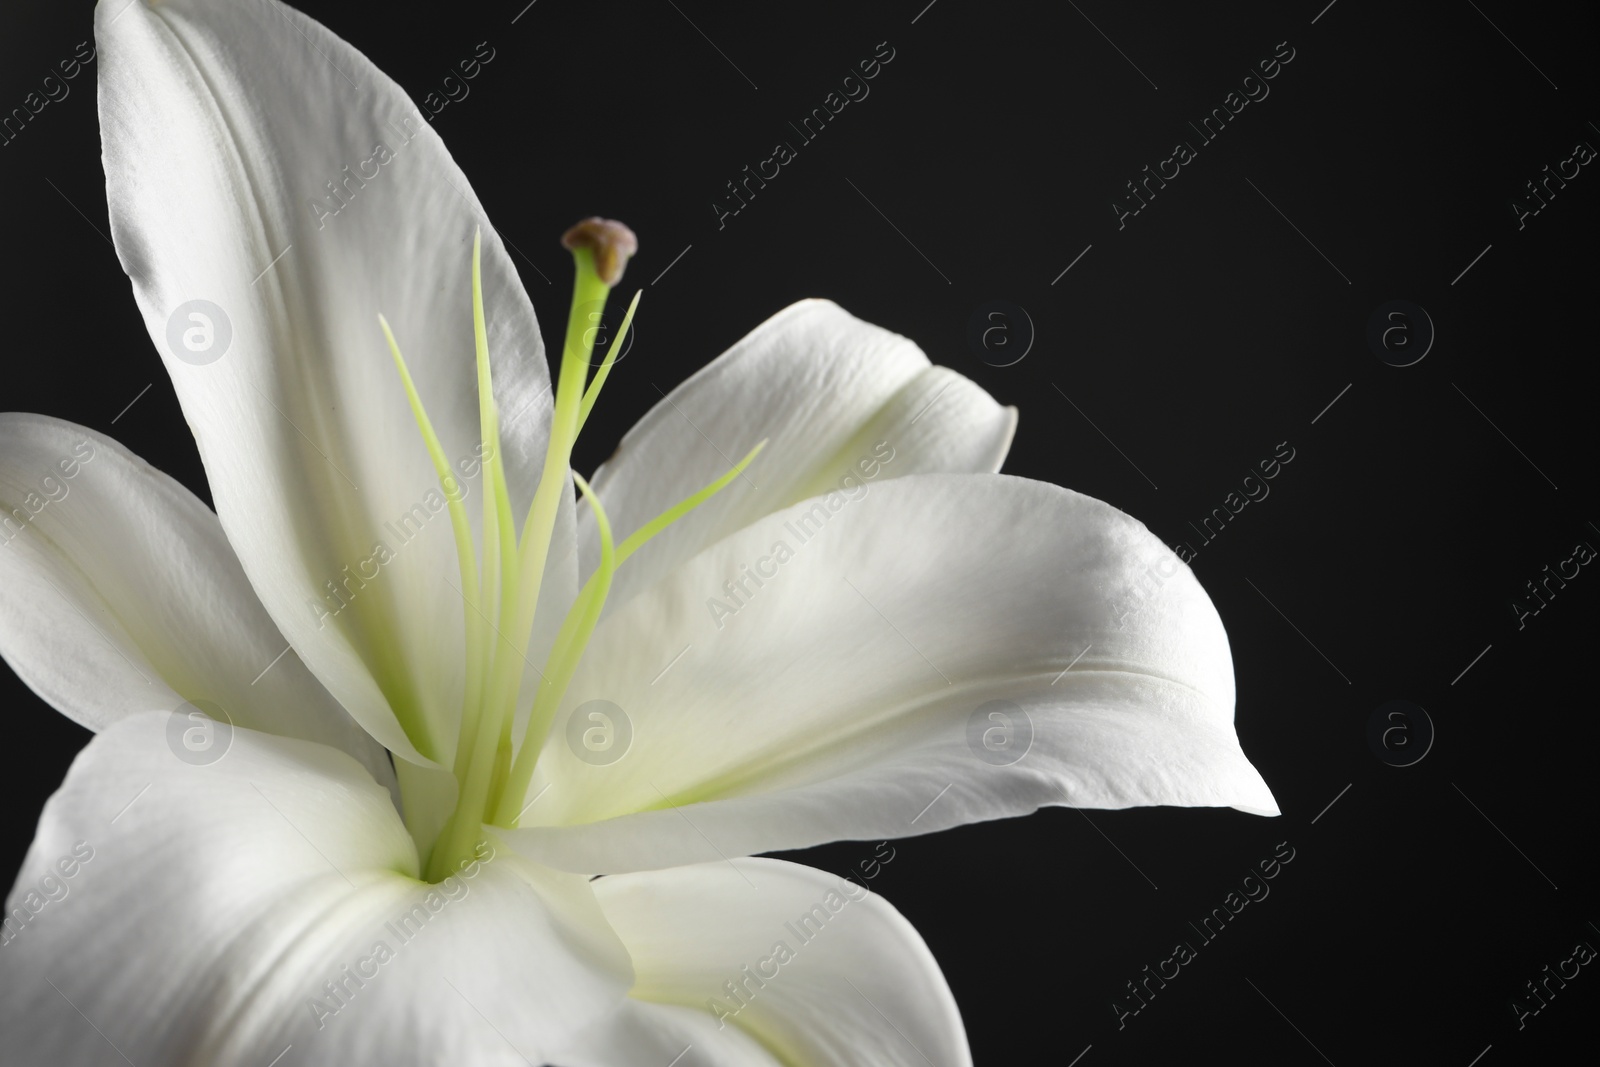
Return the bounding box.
[493,438,767,826]
[493,470,614,826]
[446,232,502,787]
[426,247,610,879]
[577,289,640,433]
[377,315,474,765]
[616,439,766,567]
[471,230,520,607]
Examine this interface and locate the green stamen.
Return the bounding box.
[616,438,765,567]
[493,438,765,825]
[578,289,640,433]
[443,233,497,787]
[494,470,614,827]
[387,218,763,878]
[425,242,609,879]
[377,315,473,766]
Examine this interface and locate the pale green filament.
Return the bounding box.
[616,438,765,568]
[492,436,766,826]
[384,234,756,881]
[492,468,614,829]
[376,315,472,764]
[578,289,639,433]
[419,244,610,880]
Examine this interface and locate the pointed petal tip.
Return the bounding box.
[1233,774,1281,817]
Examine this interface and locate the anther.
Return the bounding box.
[560,217,638,286]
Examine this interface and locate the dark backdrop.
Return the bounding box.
[3,1,1596,1064]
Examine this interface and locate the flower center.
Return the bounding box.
[380,221,760,881]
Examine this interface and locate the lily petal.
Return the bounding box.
[510,473,1277,873]
[549,858,970,1067]
[0,712,631,1066]
[96,0,562,766]
[580,299,1015,610]
[0,414,390,789]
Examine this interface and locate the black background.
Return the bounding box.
[3,1,1597,1064]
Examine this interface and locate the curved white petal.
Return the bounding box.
[509,473,1277,873]
[555,1001,778,1067]
[96,0,566,767]
[548,859,970,1067]
[0,414,391,789]
[0,713,630,1066]
[581,299,1016,610]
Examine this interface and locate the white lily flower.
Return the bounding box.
[0,0,1278,1063]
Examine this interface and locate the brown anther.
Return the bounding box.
[560,217,638,286]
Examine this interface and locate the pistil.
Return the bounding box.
[384,219,761,881]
